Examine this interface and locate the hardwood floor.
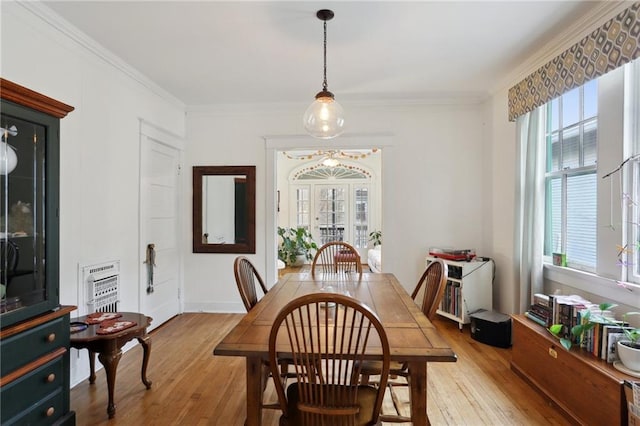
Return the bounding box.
[71,313,570,425]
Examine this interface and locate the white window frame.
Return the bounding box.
[542,60,640,305]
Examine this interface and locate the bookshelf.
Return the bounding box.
[426,256,493,330]
[511,315,635,425]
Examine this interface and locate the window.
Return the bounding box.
[544,80,598,272]
[627,59,640,284]
[540,60,640,302]
[295,187,310,230]
[353,187,369,248]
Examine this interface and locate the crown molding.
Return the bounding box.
[18,1,185,110]
[493,1,633,95]
[186,93,488,116]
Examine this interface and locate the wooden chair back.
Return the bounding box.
[410,258,449,320]
[234,256,268,312]
[269,293,390,426]
[311,241,363,279]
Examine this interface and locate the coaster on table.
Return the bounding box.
[96,320,137,335]
[86,312,122,324]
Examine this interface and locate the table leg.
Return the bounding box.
[408,361,429,426]
[137,335,152,389]
[98,350,122,419]
[245,356,263,426]
[88,350,97,384]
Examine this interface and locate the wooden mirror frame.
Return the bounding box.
[192,165,256,253]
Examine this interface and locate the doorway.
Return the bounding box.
[265,134,392,284]
[278,150,380,263]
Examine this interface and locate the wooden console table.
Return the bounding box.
[511,315,635,425]
[70,312,152,419]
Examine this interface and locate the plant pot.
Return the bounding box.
[617,340,640,371]
[292,254,306,267]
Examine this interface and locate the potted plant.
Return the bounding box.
[277,227,318,266]
[550,304,640,371]
[368,230,382,248]
[617,311,640,371]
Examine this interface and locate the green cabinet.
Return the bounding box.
[0,79,75,425]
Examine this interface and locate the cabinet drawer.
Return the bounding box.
[1,354,64,422]
[2,387,64,425]
[1,316,68,376]
[512,318,622,425]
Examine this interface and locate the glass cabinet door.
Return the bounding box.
[1,111,48,312]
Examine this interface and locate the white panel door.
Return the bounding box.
[140,135,181,329]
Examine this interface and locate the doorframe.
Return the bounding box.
[264,133,395,285]
[138,119,185,316]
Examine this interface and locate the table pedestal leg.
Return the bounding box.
[408,361,429,426]
[88,350,97,384]
[98,350,122,419]
[137,335,152,389]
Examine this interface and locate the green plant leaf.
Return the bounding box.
[549,324,563,336]
[598,302,618,311]
[560,338,572,350]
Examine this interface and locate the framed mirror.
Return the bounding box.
[192,166,256,253]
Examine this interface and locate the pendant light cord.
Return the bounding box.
[323,20,328,92]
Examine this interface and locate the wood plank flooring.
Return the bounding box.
[71,313,570,425]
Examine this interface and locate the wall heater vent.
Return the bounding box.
[80,260,120,313]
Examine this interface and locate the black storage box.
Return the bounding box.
[470,309,512,348]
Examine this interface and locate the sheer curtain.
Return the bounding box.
[515,108,545,313]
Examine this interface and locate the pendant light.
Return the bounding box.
[303,9,345,139]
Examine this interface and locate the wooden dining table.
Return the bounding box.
[213,272,457,426]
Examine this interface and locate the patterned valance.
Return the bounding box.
[508,2,640,121]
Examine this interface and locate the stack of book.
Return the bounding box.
[524,293,552,326]
[525,293,592,339]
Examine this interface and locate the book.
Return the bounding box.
[525,311,547,327]
[533,293,549,306]
[600,323,629,360]
[606,331,627,363]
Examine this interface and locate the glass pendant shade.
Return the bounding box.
[303,92,345,139]
[0,142,17,174]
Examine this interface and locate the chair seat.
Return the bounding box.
[282,383,379,426]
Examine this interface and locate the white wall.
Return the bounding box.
[184,102,490,312]
[1,3,186,387]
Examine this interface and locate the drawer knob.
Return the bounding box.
[46,407,55,417]
[46,373,56,383]
[47,333,56,342]
[548,346,558,359]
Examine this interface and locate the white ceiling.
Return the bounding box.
[44,1,605,107]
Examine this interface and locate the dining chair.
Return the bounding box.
[268,293,390,426]
[311,241,363,279]
[234,256,268,312]
[357,258,448,422]
[233,256,289,410]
